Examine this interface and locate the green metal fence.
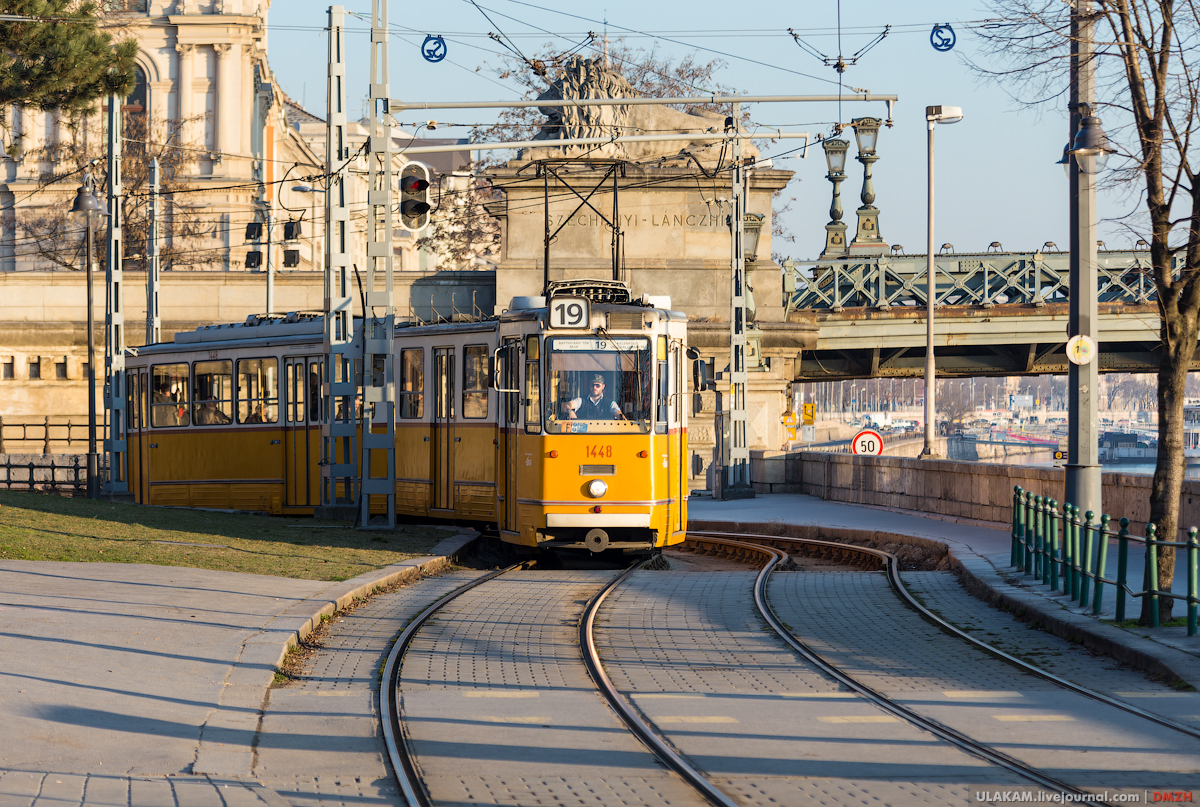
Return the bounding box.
[1011,486,1199,635]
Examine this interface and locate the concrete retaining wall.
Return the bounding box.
[748,448,1200,540]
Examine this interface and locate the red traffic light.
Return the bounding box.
[401,175,429,194]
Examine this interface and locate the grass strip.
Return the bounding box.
[0,490,452,581]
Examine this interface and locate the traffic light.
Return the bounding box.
[399,163,431,231]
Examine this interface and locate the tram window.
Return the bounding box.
[150,363,190,427]
[308,360,324,423]
[655,336,668,434]
[237,358,279,424]
[524,357,541,433]
[545,336,651,433]
[192,360,233,426]
[399,349,424,418]
[462,344,488,419]
[126,373,136,429]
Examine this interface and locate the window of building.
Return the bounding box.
[192,360,233,425]
[399,349,424,419]
[2,358,12,379]
[55,359,67,379]
[151,364,189,427]
[462,344,489,418]
[237,358,279,424]
[28,358,40,379]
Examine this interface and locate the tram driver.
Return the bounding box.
[561,374,623,420]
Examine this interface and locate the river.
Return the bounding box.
[978,451,1200,478]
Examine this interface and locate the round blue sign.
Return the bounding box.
[930,24,956,52]
[422,35,447,63]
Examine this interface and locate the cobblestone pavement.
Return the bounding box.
[399,570,711,807]
[769,570,1200,797]
[253,571,486,807]
[597,570,1046,807]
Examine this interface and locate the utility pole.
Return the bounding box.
[721,102,753,499]
[146,157,161,345]
[104,93,127,497]
[1065,0,1102,517]
[362,0,398,527]
[321,5,359,518]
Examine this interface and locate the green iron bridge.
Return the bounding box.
[779,249,1184,382]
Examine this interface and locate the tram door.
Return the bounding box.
[670,344,685,537]
[284,357,317,507]
[126,371,150,503]
[500,337,520,533]
[432,348,455,510]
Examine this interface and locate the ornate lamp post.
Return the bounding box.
[820,137,849,258]
[849,117,886,253]
[70,175,107,500]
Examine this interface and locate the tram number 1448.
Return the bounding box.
[586,445,613,459]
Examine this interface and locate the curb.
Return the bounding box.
[192,531,480,776]
[690,519,1200,692]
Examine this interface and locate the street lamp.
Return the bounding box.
[292,183,326,273]
[70,174,107,500]
[850,116,884,251]
[821,137,850,258]
[922,105,963,459]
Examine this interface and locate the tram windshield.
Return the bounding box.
[546,337,652,433]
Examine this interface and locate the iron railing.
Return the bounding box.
[0,454,87,494]
[0,417,90,454]
[787,251,1181,314]
[1011,486,1199,635]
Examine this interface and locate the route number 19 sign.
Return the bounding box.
[852,429,884,456]
[548,296,590,329]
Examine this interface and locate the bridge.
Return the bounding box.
[780,249,1181,381]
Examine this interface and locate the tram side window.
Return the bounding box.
[237,358,279,424]
[655,336,668,434]
[151,363,190,427]
[193,360,233,426]
[399,349,424,419]
[524,335,541,433]
[462,344,489,419]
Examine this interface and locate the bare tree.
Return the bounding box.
[415,171,501,272]
[16,107,222,272]
[978,0,1200,621]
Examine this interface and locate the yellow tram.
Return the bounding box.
[123,281,690,554]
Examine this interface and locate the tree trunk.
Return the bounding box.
[1143,329,1197,624]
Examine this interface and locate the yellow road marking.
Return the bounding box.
[782,692,857,699]
[639,694,704,699]
[943,691,1024,699]
[993,715,1074,722]
[818,716,901,724]
[463,691,540,698]
[658,716,738,723]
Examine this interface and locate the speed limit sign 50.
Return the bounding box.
[852,429,884,456]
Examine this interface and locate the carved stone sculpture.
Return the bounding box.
[520,56,759,166]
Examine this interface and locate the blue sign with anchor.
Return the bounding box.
[930,24,955,52]
[422,35,447,63]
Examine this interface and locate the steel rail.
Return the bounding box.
[697,530,1200,743]
[579,559,741,807]
[688,531,1090,798]
[380,564,520,807]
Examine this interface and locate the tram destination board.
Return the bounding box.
[852,429,884,456]
[548,296,590,329]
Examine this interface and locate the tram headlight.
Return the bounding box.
[587,479,608,498]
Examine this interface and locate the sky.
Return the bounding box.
[265,0,1136,264]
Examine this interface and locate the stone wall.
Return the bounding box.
[756,449,1200,540]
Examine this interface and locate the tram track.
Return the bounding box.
[379,532,1198,807]
[682,529,1200,803]
[379,558,736,807]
